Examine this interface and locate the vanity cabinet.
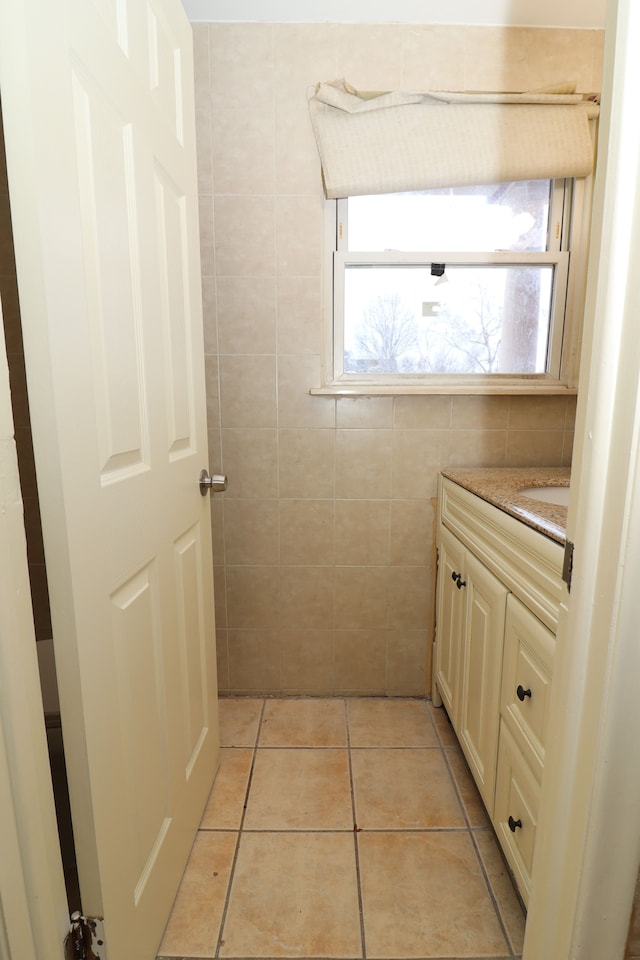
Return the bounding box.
[434,475,565,905]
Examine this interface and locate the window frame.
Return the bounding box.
[316,178,590,396]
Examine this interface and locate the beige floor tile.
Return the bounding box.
[244,748,353,829]
[218,697,263,746]
[446,745,491,828]
[200,748,253,830]
[352,748,465,829]
[259,697,347,746]
[358,831,509,959]
[427,700,459,746]
[158,831,237,958]
[474,830,526,956]
[219,832,362,958]
[348,697,438,747]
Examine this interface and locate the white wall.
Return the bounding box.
[182,0,606,28]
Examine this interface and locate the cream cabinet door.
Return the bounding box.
[457,551,508,815]
[434,525,466,725]
[0,1,219,957]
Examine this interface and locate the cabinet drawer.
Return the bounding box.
[501,594,555,779]
[494,720,541,906]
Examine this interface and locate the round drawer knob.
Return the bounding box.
[516,685,532,702]
[508,815,523,833]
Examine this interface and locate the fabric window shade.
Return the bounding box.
[308,79,599,199]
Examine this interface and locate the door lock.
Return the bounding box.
[199,470,227,496]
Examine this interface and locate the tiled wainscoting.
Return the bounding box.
[158,697,525,960]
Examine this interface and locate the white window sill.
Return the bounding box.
[310,378,578,397]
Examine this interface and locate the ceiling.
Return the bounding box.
[182,0,606,28]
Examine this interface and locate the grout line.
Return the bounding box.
[214,698,267,959]
[345,698,367,959]
[441,746,517,958]
[468,827,519,959]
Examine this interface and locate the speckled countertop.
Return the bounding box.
[441,466,571,544]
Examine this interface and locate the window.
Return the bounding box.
[320,178,585,394]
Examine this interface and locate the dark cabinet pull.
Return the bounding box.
[517,685,532,701]
[450,571,467,589]
[451,570,458,582]
[508,815,523,832]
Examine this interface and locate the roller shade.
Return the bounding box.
[308,79,599,199]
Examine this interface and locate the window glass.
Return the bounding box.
[343,263,554,375]
[346,181,553,254]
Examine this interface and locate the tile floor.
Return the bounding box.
[157,697,525,960]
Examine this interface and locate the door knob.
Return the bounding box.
[199,469,227,496]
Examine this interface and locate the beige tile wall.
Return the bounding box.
[194,21,603,697]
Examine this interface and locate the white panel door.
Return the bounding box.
[0,1,219,957]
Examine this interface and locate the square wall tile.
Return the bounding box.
[227,629,281,692]
[448,429,508,468]
[506,430,564,466]
[214,196,275,279]
[335,429,392,499]
[337,24,403,90]
[391,429,449,500]
[220,428,278,499]
[509,395,568,429]
[211,108,275,196]
[393,395,452,429]
[334,567,388,630]
[390,499,435,566]
[334,628,386,694]
[386,629,430,696]
[279,565,334,629]
[335,499,390,565]
[215,627,229,692]
[223,500,279,566]
[279,499,335,565]
[219,356,277,429]
[276,196,323,278]
[209,23,274,114]
[278,355,335,428]
[277,277,322,356]
[278,428,335,499]
[337,396,394,429]
[387,566,432,630]
[401,25,467,90]
[217,277,277,355]
[225,566,280,629]
[451,395,510,430]
[280,629,335,693]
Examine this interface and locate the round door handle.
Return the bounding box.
[508,815,523,833]
[516,685,532,702]
[199,469,227,496]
